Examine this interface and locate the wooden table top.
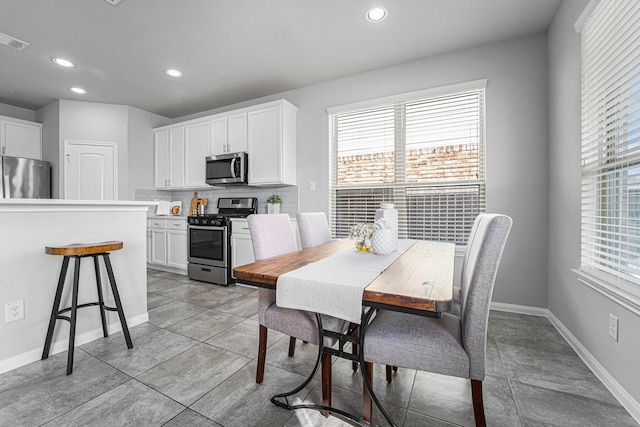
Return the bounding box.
[233,239,455,314]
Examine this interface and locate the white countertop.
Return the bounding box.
[0,198,158,212]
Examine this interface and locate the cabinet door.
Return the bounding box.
[167,229,188,269]
[150,228,167,265]
[1,120,42,160]
[210,116,228,155]
[154,130,170,188]
[169,126,185,188]
[227,112,247,153]
[184,121,209,187]
[230,233,255,279]
[248,106,281,185]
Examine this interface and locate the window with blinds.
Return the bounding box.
[329,85,485,245]
[580,0,640,289]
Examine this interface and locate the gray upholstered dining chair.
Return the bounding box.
[297,212,332,249]
[247,214,350,407]
[362,213,512,426]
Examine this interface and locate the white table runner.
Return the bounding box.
[276,240,416,324]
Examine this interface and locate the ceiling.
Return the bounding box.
[0,0,563,119]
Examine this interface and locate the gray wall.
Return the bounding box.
[548,0,640,404]
[36,100,169,199]
[127,106,170,199]
[179,33,550,309]
[0,102,35,122]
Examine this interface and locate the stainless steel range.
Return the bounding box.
[187,197,257,285]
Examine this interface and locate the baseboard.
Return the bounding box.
[490,301,549,317]
[492,302,640,424]
[0,312,148,375]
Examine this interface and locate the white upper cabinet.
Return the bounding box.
[209,111,247,155]
[184,121,210,187]
[155,125,184,189]
[154,99,296,190]
[247,100,296,186]
[0,116,42,160]
[210,116,228,155]
[227,112,247,153]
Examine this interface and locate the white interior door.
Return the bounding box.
[65,140,118,200]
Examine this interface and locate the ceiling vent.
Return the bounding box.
[103,0,124,5]
[0,32,29,51]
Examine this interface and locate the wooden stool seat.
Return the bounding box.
[45,241,123,256]
[42,240,132,375]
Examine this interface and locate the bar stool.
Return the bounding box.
[42,241,133,374]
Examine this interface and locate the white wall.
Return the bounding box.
[548,0,640,407]
[179,33,550,308]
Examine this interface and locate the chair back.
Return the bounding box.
[297,212,331,249]
[247,214,298,261]
[248,214,299,321]
[459,213,512,379]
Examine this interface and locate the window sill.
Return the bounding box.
[573,268,640,316]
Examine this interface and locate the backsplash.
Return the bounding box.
[136,186,299,216]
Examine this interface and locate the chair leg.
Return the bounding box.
[256,325,268,383]
[386,365,393,383]
[363,361,373,423]
[42,256,70,360]
[288,336,296,357]
[321,353,332,417]
[66,257,82,375]
[93,255,109,338]
[102,254,132,349]
[471,379,486,427]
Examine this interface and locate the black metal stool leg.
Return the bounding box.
[42,256,70,360]
[102,253,133,349]
[66,256,82,375]
[93,255,109,337]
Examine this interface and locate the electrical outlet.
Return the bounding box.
[608,313,619,341]
[5,300,24,323]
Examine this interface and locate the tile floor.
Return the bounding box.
[0,269,637,426]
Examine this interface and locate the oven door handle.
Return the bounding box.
[188,225,226,231]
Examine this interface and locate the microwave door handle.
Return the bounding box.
[229,157,237,178]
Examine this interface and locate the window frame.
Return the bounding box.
[575,0,640,313]
[328,80,487,246]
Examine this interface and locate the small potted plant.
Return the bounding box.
[266,194,282,214]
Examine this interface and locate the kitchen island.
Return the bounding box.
[0,199,154,373]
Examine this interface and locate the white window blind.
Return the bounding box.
[580,0,640,287]
[330,86,485,245]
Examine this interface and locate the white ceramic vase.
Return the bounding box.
[267,203,280,214]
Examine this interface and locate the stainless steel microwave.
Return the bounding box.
[205,152,248,186]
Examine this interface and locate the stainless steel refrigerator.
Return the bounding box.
[1,155,51,199]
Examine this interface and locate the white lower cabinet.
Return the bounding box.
[230,219,254,279]
[147,218,187,273]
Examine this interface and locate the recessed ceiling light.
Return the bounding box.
[366,7,387,22]
[52,57,76,68]
[165,68,183,78]
[70,87,87,94]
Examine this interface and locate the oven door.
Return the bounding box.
[188,225,227,268]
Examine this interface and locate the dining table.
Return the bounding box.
[233,238,456,426]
